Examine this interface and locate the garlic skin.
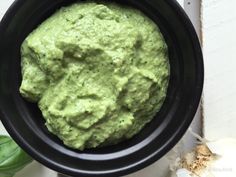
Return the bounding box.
[175,169,192,177]
[202,138,236,177]
[171,138,236,177]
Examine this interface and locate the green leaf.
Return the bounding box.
[0,135,33,177]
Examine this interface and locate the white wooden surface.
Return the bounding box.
[0,1,201,177]
[202,0,236,140]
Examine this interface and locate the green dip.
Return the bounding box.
[20,2,170,150]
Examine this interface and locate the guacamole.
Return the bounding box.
[20,2,169,150]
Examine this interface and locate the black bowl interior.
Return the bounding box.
[0,0,204,176]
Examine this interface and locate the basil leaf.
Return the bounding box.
[0,135,32,177]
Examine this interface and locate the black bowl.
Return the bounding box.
[0,0,204,176]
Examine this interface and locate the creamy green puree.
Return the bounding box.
[20,2,169,150]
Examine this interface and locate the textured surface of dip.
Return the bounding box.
[20,2,169,150]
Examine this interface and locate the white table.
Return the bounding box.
[202,0,236,140]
